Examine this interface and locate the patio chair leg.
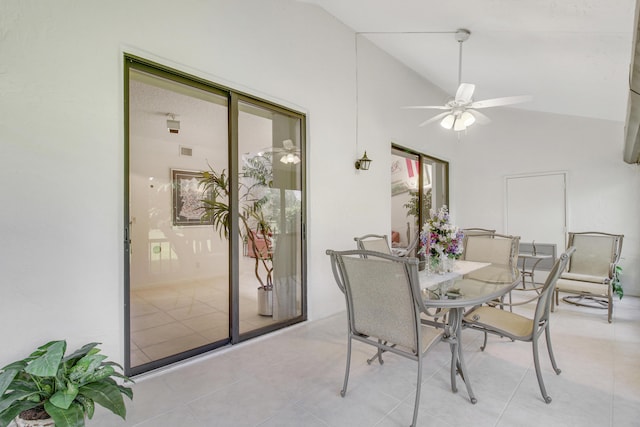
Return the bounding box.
[544,326,561,375]
[367,340,385,365]
[532,337,552,403]
[480,331,488,351]
[411,355,423,427]
[340,337,352,397]
[608,293,613,323]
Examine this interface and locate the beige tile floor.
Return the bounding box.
[130,256,280,367]
[94,291,639,427]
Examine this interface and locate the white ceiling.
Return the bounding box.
[301,0,637,122]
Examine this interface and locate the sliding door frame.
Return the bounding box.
[391,143,450,228]
[124,55,307,376]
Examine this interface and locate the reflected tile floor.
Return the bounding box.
[93,293,640,427]
[130,257,280,366]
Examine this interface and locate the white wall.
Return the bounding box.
[451,108,640,296]
[0,0,637,369]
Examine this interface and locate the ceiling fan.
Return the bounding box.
[404,29,531,132]
[258,139,301,164]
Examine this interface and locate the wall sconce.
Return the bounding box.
[167,114,180,134]
[355,151,372,170]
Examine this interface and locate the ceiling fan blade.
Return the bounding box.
[455,83,475,103]
[402,105,450,110]
[418,111,450,127]
[467,109,491,124]
[470,95,532,109]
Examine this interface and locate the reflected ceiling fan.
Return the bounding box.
[404,29,531,132]
[258,139,301,164]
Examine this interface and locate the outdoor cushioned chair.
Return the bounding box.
[327,249,444,427]
[554,231,624,323]
[462,233,521,308]
[463,247,575,404]
[392,233,419,257]
[460,228,496,254]
[461,228,496,236]
[462,233,520,268]
[353,234,392,254]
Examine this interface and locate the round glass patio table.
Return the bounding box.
[417,262,520,404]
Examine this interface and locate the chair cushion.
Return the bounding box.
[465,237,513,264]
[560,272,608,284]
[556,278,609,296]
[360,238,392,254]
[464,306,533,338]
[568,234,615,277]
[420,324,444,353]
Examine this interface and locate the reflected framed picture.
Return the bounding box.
[171,169,209,226]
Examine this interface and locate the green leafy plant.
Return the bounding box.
[403,189,432,222]
[200,153,275,290]
[612,264,623,299]
[0,340,133,427]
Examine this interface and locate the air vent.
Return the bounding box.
[180,146,193,157]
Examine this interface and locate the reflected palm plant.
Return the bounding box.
[200,153,275,290]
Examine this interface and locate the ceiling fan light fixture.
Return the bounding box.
[404,28,530,133]
[440,113,456,129]
[460,110,476,127]
[280,153,300,164]
[453,117,467,132]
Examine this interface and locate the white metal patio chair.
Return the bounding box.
[463,247,575,404]
[327,249,444,427]
[353,234,392,254]
[554,231,623,323]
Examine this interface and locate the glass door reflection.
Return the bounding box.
[128,68,229,372]
[237,100,303,334]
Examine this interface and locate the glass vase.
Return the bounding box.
[429,254,446,275]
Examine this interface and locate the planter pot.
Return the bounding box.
[257,287,273,316]
[14,417,55,427]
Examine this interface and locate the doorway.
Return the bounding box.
[125,58,306,375]
[391,145,449,252]
[505,172,567,251]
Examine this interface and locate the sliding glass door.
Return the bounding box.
[125,58,306,375]
[237,99,304,334]
[391,145,449,253]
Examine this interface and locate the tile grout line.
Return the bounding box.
[493,363,530,427]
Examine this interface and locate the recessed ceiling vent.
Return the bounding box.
[179,146,193,157]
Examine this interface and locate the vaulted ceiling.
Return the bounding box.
[301,0,637,123]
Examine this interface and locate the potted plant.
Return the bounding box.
[200,153,276,315]
[612,264,623,299]
[0,340,133,427]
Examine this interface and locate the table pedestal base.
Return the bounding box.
[444,308,477,404]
